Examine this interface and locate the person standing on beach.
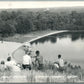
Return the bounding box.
[22,51,32,70]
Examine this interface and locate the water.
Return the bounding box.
[31,31,84,68]
[0,41,21,62]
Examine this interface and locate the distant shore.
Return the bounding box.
[1,30,84,43]
[1,30,61,43]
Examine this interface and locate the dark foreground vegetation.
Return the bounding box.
[0,8,84,38]
[0,61,84,82]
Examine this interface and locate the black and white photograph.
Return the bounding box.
[0,1,84,83]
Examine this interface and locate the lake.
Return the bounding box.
[31,31,84,68]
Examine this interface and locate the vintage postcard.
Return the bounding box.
[0,1,84,83]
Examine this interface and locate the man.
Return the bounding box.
[22,51,32,70]
[23,42,32,54]
[54,54,64,72]
[35,50,43,70]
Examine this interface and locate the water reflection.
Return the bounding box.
[70,32,84,41]
[31,31,84,45]
[31,36,57,45]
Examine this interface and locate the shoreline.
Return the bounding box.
[28,30,67,43]
[12,30,67,56]
[1,30,84,43]
[1,30,57,43]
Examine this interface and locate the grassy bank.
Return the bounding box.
[2,30,57,43]
[0,65,84,83]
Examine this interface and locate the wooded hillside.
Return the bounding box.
[0,8,84,37]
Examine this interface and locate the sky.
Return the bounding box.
[0,1,84,9]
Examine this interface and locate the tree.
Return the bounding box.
[16,15,34,34]
[1,21,16,37]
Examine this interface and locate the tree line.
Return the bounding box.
[0,9,84,37]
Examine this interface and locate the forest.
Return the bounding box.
[0,8,84,37]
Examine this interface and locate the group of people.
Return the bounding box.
[22,50,43,70]
[0,50,43,72]
[0,42,75,73]
[0,56,21,72]
[53,54,82,73]
[21,45,66,71]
